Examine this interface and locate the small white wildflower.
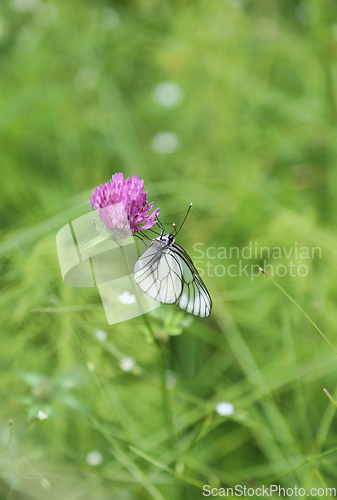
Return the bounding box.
[95,329,107,341]
[216,401,234,416]
[118,291,136,305]
[120,357,135,372]
[151,131,180,154]
[86,450,103,467]
[152,82,183,108]
[37,410,48,421]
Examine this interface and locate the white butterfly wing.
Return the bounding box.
[134,239,212,318]
[171,244,212,318]
[134,240,182,304]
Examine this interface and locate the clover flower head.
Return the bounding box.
[88,173,160,239]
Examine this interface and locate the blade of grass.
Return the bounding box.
[315,388,337,451]
[90,418,167,500]
[259,268,337,357]
[216,307,301,482]
[268,445,337,483]
[129,445,205,490]
[281,305,313,447]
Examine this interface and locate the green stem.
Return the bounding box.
[158,341,175,446]
[259,268,337,357]
[323,388,337,406]
[135,237,141,258]
[120,243,175,445]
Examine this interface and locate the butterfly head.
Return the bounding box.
[160,231,175,245]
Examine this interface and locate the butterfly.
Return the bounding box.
[134,204,212,318]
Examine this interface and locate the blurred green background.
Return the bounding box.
[1,0,337,498]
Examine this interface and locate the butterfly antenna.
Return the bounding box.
[144,227,162,237]
[137,230,151,241]
[176,203,193,235]
[155,216,166,232]
[172,223,177,235]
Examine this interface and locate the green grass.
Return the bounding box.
[1,0,337,498]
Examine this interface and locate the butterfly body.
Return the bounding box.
[134,230,212,318]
